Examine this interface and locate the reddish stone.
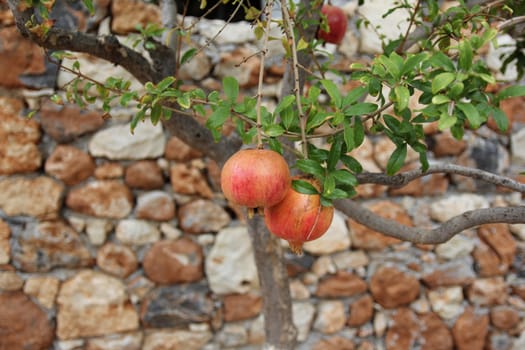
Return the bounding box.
[136,191,176,221]
[0,292,54,349]
[419,312,453,350]
[223,293,262,322]
[125,160,164,190]
[490,305,520,330]
[40,101,105,142]
[94,162,124,179]
[316,271,368,298]
[0,27,46,88]
[385,308,419,350]
[421,261,475,289]
[473,240,508,277]
[347,294,373,327]
[478,224,516,269]
[0,219,10,264]
[452,307,489,350]
[45,145,95,185]
[165,136,202,162]
[370,266,420,308]
[97,243,138,278]
[349,201,411,250]
[170,163,214,198]
[111,0,161,34]
[512,283,525,300]
[432,131,468,157]
[143,238,204,284]
[467,277,508,306]
[66,180,133,219]
[313,336,355,350]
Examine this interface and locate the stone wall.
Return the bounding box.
[0,0,524,349]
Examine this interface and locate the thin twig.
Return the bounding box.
[396,0,421,54]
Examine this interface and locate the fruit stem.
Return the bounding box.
[281,0,308,158]
[288,240,304,255]
[255,0,274,149]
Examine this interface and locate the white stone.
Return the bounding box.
[248,314,265,345]
[292,302,316,342]
[303,211,351,255]
[511,127,525,166]
[55,340,85,350]
[435,234,475,260]
[510,224,525,241]
[289,279,311,300]
[430,194,490,222]
[312,255,336,277]
[197,19,256,45]
[86,332,143,350]
[116,219,160,245]
[85,218,113,246]
[313,300,346,334]
[89,122,165,160]
[374,311,388,337]
[332,250,370,270]
[205,226,259,294]
[411,297,431,314]
[357,0,416,54]
[428,286,464,320]
[160,223,182,240]
[486,35,520,81]
[514,332,525,350]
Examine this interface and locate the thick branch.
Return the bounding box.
[356,163,525,193]
[335,200,525,244]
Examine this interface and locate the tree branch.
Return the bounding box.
[335,200,525,244]
[356,163,525,193]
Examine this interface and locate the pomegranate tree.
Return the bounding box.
[264,177,334,254]
[220,149,291,209]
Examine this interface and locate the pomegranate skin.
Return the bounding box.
[317,5,348,45]
[264,178,334,253]
[221,149,291,208]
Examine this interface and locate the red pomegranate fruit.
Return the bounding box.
[317,5,348,45]
[264,177,334,254]
[221,149,291,209]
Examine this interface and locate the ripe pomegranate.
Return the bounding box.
[264,177,334,254]
[221,149,291,209]
[317,4,348,45]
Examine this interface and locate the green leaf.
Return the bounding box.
[150,103,162,125]
[377,54,401,79]
[274,95,295,114]
[386,143,407,175]
[157,76,176,91]
[296,159,326,177]
[332,169,358,186]
[432,72,455,94]
[343,86,367,105]
[432,94,451,105]
[458,40,473,71]
[223,76,239,102]
[327,138,343,171]
[490,107,509,132]
[321,79,342,108]
[438,111,457,130]
[457,102,482,129]
[401,52,428,76]
[264,124,285,137]
[340,154,363,173]
[428,51,455,71]
[280,106,296,130]
[323,174,336,196]
[206,105,230,129]
[345,102,377,116]
[448,82,464,99]
[297,37,309,51]
[497,85,525,100]
[394,85,410,111]
[268,138,283,154]
[383,114,401,133]
[177,94,191,109]
[292,179,319,195]
[180,48,198,65]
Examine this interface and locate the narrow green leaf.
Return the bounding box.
[343,86,367,105]
[343,121,355,151]
[150,103,162,125]
[321,79,342,108]
[458,40,473,71]
[327,138,343,171]
[457,102,482,129]
[344,102,377,116]
[432,72,455,94]
[340,154,363,173]
[323,174,336,196]
[497,85,525,100]
[268,138,283,154]
[206,105,230,129]
[353,118,365,148]
[332,169,358,186]
[274,95,296,114]
[295,159,326,177]
[292,179,319,195]
[383,114,401,133]
[264,124,285,137]
[180,48,197,65]
[401,52,428,76]
[394,85,410,111]
[428,51,455,71]
[490,107,509,132]
[377,54,400,79]
[223,76,239,102]
[386,143,407,175]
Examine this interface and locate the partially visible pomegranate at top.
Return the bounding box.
[220,149,291,209]
[317,4,348,45]
[264,177,334,254]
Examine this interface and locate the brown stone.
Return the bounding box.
[452,307,489,350]
[316,271,368,298]
[349,201,411,250]
[12,220,93,272]
[178,199,230,233]
[136,191,176,221]
[125,160,164,189]
[45,145,95,185]
[473,238,507,277]
[512,283,525,300]
[97,242,138,278]
[478,224,516,269]
[40,101,105,142]
[490,305,520,330]
[0,219,10,264]
[347,294,373,327]
[313,336,355,350]
[419,312,453,350]
[66,180,133,219]
[421,260,476,289]
[487,96,521,133]
[94,162,125,179]
[370,266,420,308]
[143,238,204,284]
[23,276,60,309]
[0,270,24,291]
[389,162,448,197]
[0,292,54,349]
[111,0,161,34]
[170,162,214,198]
[0,27,46,88]
[0,176,63,219]
[215,47,260,88]
[432,131,468,157]
[385,308,419,350]
[467,277,508,306]
[223,293,263,322]
[165,136,202,161]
